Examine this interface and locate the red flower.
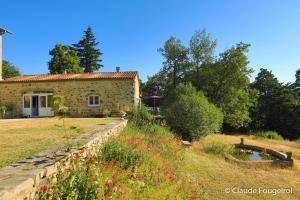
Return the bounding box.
[134,160,142,167]
[107,180,113,187]
[139,173,145,182]
[89,158,96,164]
[190,192,198,200]
[40,185,47,192]
[152,178,158,185]
[96,189,102,194]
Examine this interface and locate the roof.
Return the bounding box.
[2,71,138,83]
[0,27,13,35]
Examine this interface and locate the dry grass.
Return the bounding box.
[0,117,111,168]
[185,134,300,200]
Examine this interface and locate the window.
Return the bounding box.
[87,95,100,107]
[40,96,46,108]
[47,95,53,108]
[24,96,30,108]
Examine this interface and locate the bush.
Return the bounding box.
[162,83,223,141]
[102,109,111,118]
[296,139,300,147]
[0,106,7,119]
[203,141,233,155]
[254,130,284,140]
[127,105,154,127]
[98,139,143,169]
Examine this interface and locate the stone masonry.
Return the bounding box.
[0,77,140,117]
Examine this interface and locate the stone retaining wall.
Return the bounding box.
[0,119,127,200]
[224,138,294,167]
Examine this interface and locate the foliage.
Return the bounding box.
[2,60,20,79]
[145,31,257,131]
[98,138,143,169]
[251,68,300,139]
[102,109,111,118]
[253,130,284,140]
[0,106,7,119]
[48,44,82,74]
[158,36,189,88]
[51,95,69,134]
[292,68,300,93]
[3,102,15,111]
[296,139,300,147]
[203,141,233,155]
[198,43,256,129]
[51,95,68,115]
[127,105,154,127]
[38,124,206,200]
[163,83,223,140]
[72,26,103,72]
[141,70,169,98]
[189,29,217,89]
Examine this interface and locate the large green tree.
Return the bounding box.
[198,42,257,129]
[189,29,217,89]
[2,60,20,79]
[48,44,82,74]
[141,70,168,97]
[251,68,300,139]
[293,68,300,93]
[158,36,189,88]
[73,26,103,72]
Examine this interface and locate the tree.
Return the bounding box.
[251,68,300,139]
[48,44,82,74]
[158,36,189,88]
[293,68,300,92]
[141,70,168,97]
[73,26,103,72]
[2,60,20,79]
[189,29,217,89]
[162,83,223,141]
[198,42,256,129]
[51,95,69,134]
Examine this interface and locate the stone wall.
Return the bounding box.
[0,78,139,117]
[0,119,127,200]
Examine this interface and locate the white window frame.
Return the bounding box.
[87,95,100,107]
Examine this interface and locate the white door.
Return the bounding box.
[22,94,54,117]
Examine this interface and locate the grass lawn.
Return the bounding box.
[0,117,111,168]
[39,124,300,200]
[187,134,300,200]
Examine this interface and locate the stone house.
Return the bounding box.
[0,71,140,117]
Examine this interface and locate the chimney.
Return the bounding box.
[0,27,13,81]
[116,66,120,72]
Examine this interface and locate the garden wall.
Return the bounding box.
[0,119,127,200]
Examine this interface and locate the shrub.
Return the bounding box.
[162,83,223,141]
[296,139,300,147]
[127,105,154,127]
[0,106,7,119]
[254,130,284,140]
[98,138,143,169]
[203,141,233,155]
[102,109,111,118]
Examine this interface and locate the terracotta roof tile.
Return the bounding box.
[2,71,138,82]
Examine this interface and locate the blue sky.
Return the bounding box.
[1,0,300,83]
